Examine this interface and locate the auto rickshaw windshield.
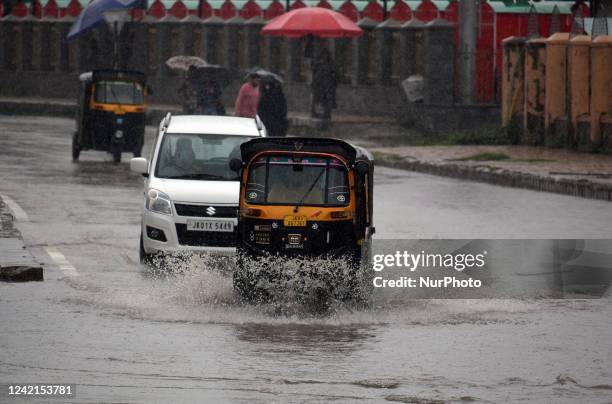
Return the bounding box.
[245,155,349,206]
[94,81,144,105]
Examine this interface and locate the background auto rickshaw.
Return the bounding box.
[72,70,148,163]
[230,137,375,302]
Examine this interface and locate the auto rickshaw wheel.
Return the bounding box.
[233,274,271,303]
[233,253,271,303]
[111,147,121,163]
[341,255,373,306]
[233,271,255,301]
[71,132,81,161]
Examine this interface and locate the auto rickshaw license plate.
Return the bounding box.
[283,215,307,227]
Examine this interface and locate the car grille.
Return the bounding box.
[175,224,237,247]
[174,203,238,218]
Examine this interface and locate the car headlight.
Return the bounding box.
[146,189,172,216]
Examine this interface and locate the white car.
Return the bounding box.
[130,114,266,262]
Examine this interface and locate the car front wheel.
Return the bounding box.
[72,132,81,161]
[139,233,152,265]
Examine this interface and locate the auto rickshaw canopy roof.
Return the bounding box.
[239,137,373,167]
[79,69,147,84]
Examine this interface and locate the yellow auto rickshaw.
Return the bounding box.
[72,70,149,163]
[230,137,375,302]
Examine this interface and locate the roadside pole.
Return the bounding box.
[458,0,478,104]
[103,9,130,70]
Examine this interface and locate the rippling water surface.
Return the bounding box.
[3,254,603,403]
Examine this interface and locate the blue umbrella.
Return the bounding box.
[66,0,141,40]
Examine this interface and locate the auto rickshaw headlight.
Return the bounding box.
[146,189,172,216]
[240,208,262,217]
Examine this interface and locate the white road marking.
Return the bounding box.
[1,194,29,222]
[45,247,79,277]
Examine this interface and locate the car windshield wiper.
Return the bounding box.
[165,174,227,180]
[294,168,325,213]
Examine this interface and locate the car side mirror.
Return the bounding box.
[355,161,369,175]
[145,85,153,96]
[229,158,243,172]
[130,157,149,177]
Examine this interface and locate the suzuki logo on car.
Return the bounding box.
[206,206,216,216]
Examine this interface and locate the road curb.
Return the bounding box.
[0,266,43,282]
[0,98,403,137]
[0,99,176,126]
[0,196,43,282]
[375,155,612,202]
[0,100,76,119]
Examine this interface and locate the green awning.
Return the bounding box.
[488,0,579,14]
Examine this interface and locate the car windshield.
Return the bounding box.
[245,155,349,206]
[94,81,144,105]
[155,133,252,181]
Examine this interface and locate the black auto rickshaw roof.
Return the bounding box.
[240,137,373,167]
[79,70,147,85]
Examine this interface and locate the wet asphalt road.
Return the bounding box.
[0,115,611,403]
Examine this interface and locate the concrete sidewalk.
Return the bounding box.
[0,95,401,138]
[371,145,612,202]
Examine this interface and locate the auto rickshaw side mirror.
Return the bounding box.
[229,158,243,172]
[130,157,149,177]
[355,161,369,175]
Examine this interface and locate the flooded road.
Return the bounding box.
[1,116,611,403]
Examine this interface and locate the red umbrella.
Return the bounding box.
[261,7,363,38]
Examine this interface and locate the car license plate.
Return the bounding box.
[186,219,234,232]
[283,215,307,227]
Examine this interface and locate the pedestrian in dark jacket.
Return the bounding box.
[257,77,288,137]
[197,77,225,115]
[178,66,199,114]
[311,47,339,120]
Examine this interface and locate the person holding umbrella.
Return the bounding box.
[311,47,339,120]
[198,76,225,115]
[178,66,199,114]
[168,57,228,115]
[234,72,261,118]
[260,7,362,122]
[257,75,288,137]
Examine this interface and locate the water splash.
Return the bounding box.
[60,251,547,326]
